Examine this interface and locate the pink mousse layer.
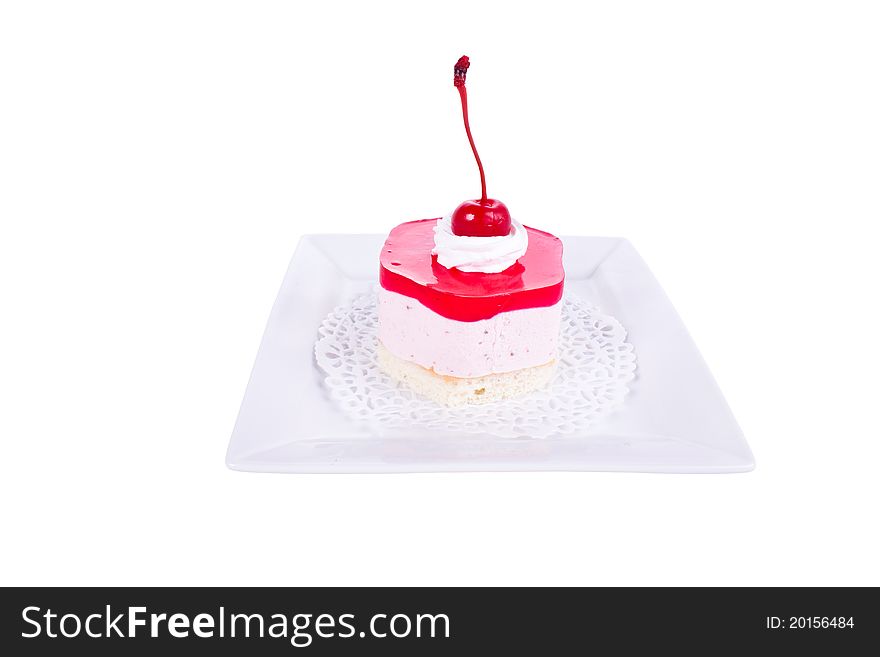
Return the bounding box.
[378,288,561,378]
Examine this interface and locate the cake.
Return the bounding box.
[377,56,565,406]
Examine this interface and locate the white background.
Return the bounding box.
[1,1,878,586]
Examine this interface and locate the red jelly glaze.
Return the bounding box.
[379,219,564,322]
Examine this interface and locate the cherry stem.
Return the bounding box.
[455,58,487,204]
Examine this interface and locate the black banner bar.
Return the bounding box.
[1,587,876,655]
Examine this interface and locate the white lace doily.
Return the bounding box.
[314,291,637,438]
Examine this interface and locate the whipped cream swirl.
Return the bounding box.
[431,215,528,273]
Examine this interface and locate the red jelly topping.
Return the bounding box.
[379,219,564,322]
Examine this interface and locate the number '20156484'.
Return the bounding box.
[765,616,854,629]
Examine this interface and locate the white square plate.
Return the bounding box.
[226,234,754,474]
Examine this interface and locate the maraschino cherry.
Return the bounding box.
[450,56,512,238]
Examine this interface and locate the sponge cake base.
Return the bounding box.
[378,341,556,406]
